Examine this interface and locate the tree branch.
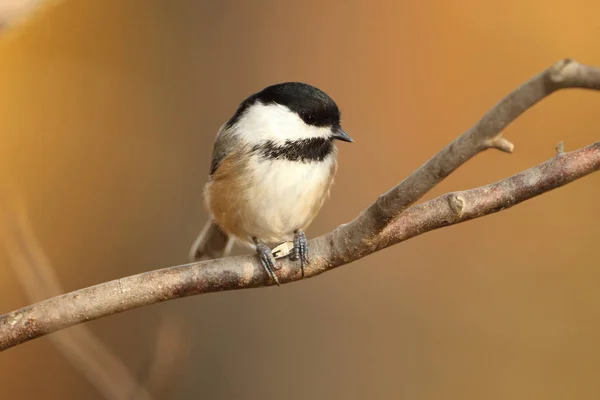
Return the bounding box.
[1,59,599,352]
[0,196,190,399]
[370,58,600,225]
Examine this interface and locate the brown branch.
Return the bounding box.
[1,59,599,352]
[0,197,189,399]
[378,142,600,249]
[368,59,600,226]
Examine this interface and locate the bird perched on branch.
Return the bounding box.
[189,82,353,284]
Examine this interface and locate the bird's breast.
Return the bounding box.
[243,154,337,242]
[207,151,337,245]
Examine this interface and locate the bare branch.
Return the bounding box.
[0,59,599,352]
[369,59,600,228]
[378,141,600,249]
[0,199,189,399]
[1,141,597,352]
[0,199,155,400]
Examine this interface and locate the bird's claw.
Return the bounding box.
[254,240,280,285]
[290,229,309,277]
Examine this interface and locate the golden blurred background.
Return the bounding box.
[1,1,599,399]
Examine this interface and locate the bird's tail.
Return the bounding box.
[189,220,235,262]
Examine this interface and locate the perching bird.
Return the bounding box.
[189,82,353,284]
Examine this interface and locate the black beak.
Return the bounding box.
[332,127,354,143]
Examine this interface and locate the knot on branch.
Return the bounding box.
[448,194,466,218]
[486,135,515,153]
[548,58,575,83]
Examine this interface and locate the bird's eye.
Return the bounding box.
[302,113,316,124]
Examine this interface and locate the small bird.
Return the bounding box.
[189,82,353,284]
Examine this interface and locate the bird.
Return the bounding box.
[189,82,353,285]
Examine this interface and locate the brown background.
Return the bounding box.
[1,1,600,399]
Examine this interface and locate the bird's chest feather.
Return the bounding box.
[241,154,337,241]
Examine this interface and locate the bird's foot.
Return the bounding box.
[289,229,309,277]
[253,237,280,286]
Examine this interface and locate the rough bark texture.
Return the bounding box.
[1,59,599,352]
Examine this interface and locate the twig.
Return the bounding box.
[369,59,600,227]
[1,59,599,352]
[378,141,600,249]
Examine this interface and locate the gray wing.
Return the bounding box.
[209,124,241,176]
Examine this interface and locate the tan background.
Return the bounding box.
[1,1,600,399]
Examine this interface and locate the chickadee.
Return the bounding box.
[189,82,353,284]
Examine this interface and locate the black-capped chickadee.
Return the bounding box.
[189,82,353,284]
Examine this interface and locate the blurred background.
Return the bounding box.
[0,0,599,399]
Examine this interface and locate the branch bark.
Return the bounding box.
[1,59,599,352]
[0,200,189,399]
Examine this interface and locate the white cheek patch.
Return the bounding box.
[233,102,331,145]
